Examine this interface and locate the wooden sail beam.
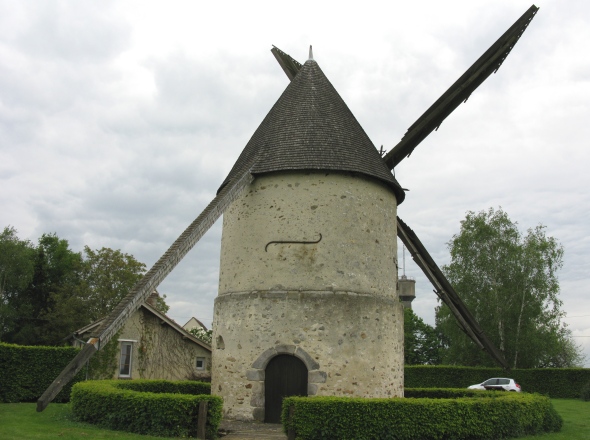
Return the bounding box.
[270,6,539,171]
[397,217,510,370]
[270,21,527,369]
[37,170,255,412]
[271,46,303,81]
[383,5,539,169]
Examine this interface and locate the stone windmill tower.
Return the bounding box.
[38,5,538,420]
[212,50,407,422]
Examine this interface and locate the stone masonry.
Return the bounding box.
[212,171,404,421]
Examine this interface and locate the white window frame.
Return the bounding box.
[118,339,137,378]
[196,357,206,370]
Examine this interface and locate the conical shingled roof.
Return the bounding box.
[219,58,405,203]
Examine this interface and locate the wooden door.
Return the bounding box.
[264,355,308,423]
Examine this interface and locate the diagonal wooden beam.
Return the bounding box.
[271,46,303,81]
[270,32,519,371]
[397,216,510,370]
[383,5,539,169]
[270,6,539,170]
[37,170,255,412]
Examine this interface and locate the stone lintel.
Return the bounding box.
[275,344,297,355]
[308,370,327,383]
[252,347,278,369]
[246,369,264,381]
[251,345,320,371]
[294,346,320,370]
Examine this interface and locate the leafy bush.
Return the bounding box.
[580,381,590,402]
[405,387,490,399]
[116,379,211,395]
[0,342,213,405]
[405,365,590,398]
[283,389,561,440]
[0,342,84,403]
[543,403,564,432]
[71,380,221,438]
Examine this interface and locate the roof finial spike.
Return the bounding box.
[308,45,314,61]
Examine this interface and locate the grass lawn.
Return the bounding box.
[0,399,588,439]
[0,403,176,440]
[519,399,590,440]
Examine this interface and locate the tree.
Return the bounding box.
[150,293,170,315]
[43,245,169,346]
[4,233,83,345]
[404,308,442,365]
[0,226,167,346]
[436,207,583,368]
[188,327,212,345]
[80,246,147,321]
[0,227,36,339]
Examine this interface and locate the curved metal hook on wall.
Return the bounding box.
[265,233,322,252]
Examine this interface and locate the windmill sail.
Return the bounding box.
[40,7,535,409]
[270,5,539,170]
[383,4,538,169]
[271,45,303,81]
[37,170,254,412]
[266,6,538,371]
[397,217,509,369]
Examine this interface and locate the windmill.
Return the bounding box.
[38,5,539,415]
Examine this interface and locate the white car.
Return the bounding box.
[468,378,521,392]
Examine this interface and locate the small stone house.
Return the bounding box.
[70,302,211,381]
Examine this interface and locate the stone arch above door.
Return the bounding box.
[246,345,327,422]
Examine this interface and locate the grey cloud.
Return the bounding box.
[1,0,589,364]
[10,1,129,62]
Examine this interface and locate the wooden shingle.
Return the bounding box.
[219,59,405,203]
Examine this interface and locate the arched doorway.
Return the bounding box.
[264,354,308,423]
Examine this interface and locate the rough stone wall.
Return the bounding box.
[115,309,212,381]
[116,311,141,379]
[213,171,403,421]
[218,172,397,296]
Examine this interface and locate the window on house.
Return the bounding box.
[196,357,205,370]
[119,342,133,377]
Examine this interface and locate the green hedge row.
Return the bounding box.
[405,365,590,398]
[71,380,221,438]
[0,342,84,403]
[283,389,562,440]
[115,379,211,395]
[404,387,490,399]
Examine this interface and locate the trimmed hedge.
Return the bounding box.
[3,341,587,402]
[283,389,562,440]
[115,379,211,395]
[0,342,84,403]
[71,380,221,438]
[404,387,488,399]
[405,365,590,398]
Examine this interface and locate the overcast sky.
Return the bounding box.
[1,0,589,366]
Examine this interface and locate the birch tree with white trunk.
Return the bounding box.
[435,208,583,368]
